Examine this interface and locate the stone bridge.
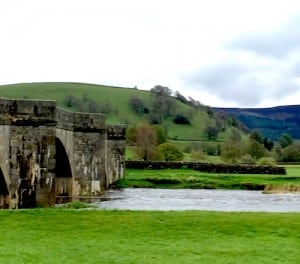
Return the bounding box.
[0,98,125,208]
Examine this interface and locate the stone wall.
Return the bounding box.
[125,161,286,175]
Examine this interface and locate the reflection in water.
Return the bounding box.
[94,188,300,212]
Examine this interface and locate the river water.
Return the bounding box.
[94,188,300,212]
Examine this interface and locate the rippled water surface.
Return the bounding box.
[94,188,300,212]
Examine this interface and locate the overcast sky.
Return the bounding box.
[1,0,300,107]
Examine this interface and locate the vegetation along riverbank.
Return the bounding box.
[0,209,299,264]
[114,165,300,191]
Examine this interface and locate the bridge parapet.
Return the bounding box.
[0,97,56,125]
[56,108,106,132]
[107,124,126,140]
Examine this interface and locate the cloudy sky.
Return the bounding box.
[1,0,300,107]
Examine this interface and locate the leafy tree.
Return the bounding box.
[157,143,183,161]
[150,85,172,97]
[149,85,176,124]
[126,126,137,145]
[263,137,274,151]
[175,91,189,104]
[63,94,78,108]
[250,130,263,144]
[281,143,300,162]
[247,139,266,160]
[134,123,157,161]
[152,125,167,145]
[273,144,283,161]
[205,125,219,140]
[129,96,148,115]
[279,133,293,148]
[221,140,242,164]
[229,128,242,142]
[202,142,220,156]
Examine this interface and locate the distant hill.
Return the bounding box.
[213,105,300,141]
[0,82,245,142]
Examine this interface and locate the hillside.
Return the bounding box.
[214,105,300,140]
[0,82,243,142]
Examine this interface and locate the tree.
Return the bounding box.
[279,133,293,148]
[229,128,242,142]
[149,85,176,124]
[263,137,274,151]
[247,139,266,160]
[157,143,183,161]
[134,123,157,161]
[221,140,242,164]
[175,91,188,104]
[129,96,148,115]
[150,85,172,97]
[126,126,137,145]
[205,125,219,140]
[249,130,263,144]
[152,125,167,145]
[281,143,300,162]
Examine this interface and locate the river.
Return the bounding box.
[94,188,300,212]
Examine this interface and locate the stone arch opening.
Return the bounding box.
[55,138,73,203]
[0,168,9,209]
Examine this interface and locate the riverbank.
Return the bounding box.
[0,209,299,263]
[114,166,300,191]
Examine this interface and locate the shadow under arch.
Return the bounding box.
[55,137,73,204]
[0,168,9,209]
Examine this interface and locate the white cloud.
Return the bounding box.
[1,0,300,107]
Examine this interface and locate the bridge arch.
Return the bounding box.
[55,137,73,203]
[0,168,9,209]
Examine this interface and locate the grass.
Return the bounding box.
[0,82,238,141]
[0,209,299,263]
[115,166,300,190]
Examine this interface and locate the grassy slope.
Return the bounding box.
[0,82,237,141]
[0,209,299,264]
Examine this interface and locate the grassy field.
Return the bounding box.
[0,209,299,264]
[115,166,300,190]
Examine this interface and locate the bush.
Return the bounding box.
[256,157,277,166]
[240,154,255,164]
[129,96,148,115]
[205,125,220,140]
[281,144,300,162]
[58,201,97,209]
[157,143,183,161]
[173,115,191,125]
[191,150,207,161]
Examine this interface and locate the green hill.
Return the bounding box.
[0,82,243,142]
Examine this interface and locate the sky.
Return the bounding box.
[1,0,300,108]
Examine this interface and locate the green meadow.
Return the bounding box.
[0,209,299,264]
[115,166,300,190]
